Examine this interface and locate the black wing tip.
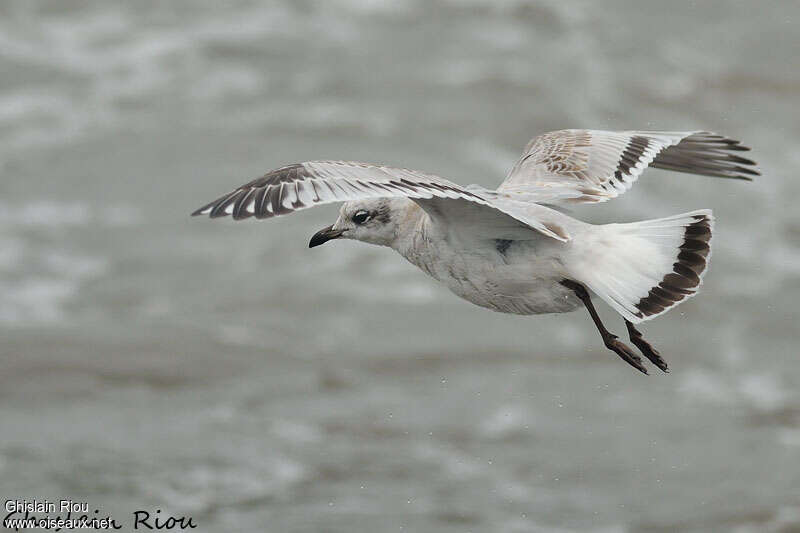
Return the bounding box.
[742,168,761,178]
[191,164,312,219]
[190,195,236,219]
[687,131,748,145]
[727,165,761,180]
[658,131,762,180]
[695,132,758,153]
[191,203,215,217]
[192,187,259,219]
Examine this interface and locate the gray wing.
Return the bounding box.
[192,160,571,241]
[499,130,759,204]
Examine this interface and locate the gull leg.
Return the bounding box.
[560,279,648,375]
[625,320,669,373]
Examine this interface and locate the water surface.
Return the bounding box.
[1,1,798,531]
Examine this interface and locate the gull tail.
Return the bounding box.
[569,210,713,323]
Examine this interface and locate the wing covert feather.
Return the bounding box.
[499,130,759,204]
[192,160,571,241]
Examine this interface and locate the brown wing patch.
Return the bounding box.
[519,130,592,176]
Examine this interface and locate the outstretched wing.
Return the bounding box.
[499,130,759,204]
[192,160,571,241]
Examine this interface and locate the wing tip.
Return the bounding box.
[688,131,757,151]
[652,130,761,180]
[191,204,214,217]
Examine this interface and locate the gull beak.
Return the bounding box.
[309,225,345,248]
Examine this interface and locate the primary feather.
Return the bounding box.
[191,160,572,241]
[499,130,759,204]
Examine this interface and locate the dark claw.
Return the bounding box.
[605,336,649,375]
[626,321,669,373]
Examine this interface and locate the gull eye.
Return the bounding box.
[352,210,371,225]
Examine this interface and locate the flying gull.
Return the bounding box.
[193,129,758,374]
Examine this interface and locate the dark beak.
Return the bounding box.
[309,225,345,248]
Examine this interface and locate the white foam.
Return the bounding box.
[679,370,792,414]
[678,370,736,405]
[44,252,107,279]
[0,200,116,326]
[0,278,76,324]
[0,201,142,228]
[738,374,789,412]
[0,201,89,227]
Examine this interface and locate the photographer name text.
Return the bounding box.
[4,500,196,531]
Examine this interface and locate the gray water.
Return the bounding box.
[1,1,799,531]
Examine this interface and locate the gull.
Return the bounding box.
[192,129,758,374]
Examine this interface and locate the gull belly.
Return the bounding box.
[395,218,582,315]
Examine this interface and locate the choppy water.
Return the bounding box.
[1,1,799,531]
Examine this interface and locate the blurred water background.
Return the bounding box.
[1,1,799,531]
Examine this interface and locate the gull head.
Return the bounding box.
[309,198,407,248]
